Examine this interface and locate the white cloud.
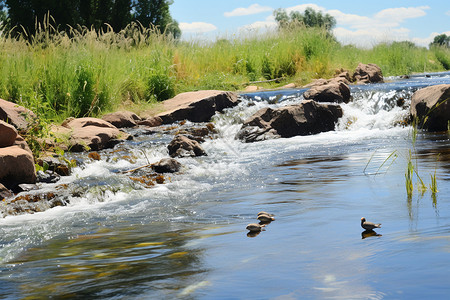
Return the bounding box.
[238,15,277,32]
[224,4,273,17]
[179,22,217,34]
[446,10,450,16]
[283,4,430,47]
[412,31,450,47]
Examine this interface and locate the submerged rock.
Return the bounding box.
[410,84,450,132]
[152,158,182,173]
[353,63,384,84]
[157,90,239,124]
[236,100,343,143]
[168,135,207,158]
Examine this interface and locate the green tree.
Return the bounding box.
[430,34,450,48]
[274,7,336,32]
[2,0,179,36]
[132,0,180,38]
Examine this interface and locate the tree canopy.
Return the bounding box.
[0,0,180,37]
[430,34,450,48]
[274,7,336,32]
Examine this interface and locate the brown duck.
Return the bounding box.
[246,223,265,232]
[361,217,381,231]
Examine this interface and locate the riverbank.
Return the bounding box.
[1,24,449,124]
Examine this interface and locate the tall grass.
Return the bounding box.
[0,20,449,123]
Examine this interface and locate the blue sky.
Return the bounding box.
[170,0,450,47]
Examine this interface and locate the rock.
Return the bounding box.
[236,100,343,143]
[0,120,18,148]
[63,117,117,129]
[137,116,163,127]
[37,156,71,176]
[303,81,351,103]
[156,90,239,124]
[353,63,384,84]
[102,111,141,128]
[244,85,263,92]
[60,117,130,152]
[281,83,296,89]
[0,183,12,200]
[152,158,182,173]
[168,135,207,158]
[0,98,37,132]
[410,84,450,132]
[37,170,61,183]
[0,145,36,190]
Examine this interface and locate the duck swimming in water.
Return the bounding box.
[258,211,274,217]
[361,217,381,231]
[246,223,265,232]
[257,214,275,223]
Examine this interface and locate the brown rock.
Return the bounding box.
[168,135,207,158]
[152,158,182,173]
[63,117,117,129]
[37,156,71,176]
[303,81,351,103]
[410,84,450,132]
[102,111,141,128]
[244,85,263,92]
[156,90,239,124]
[0,145,36,189]
[69,125,125,152]
[0,183,12,200]
[0,120,18,148]
[0,98,37,132]
[137,116,163,127]
[353,63,384,84]
[236,100,343,143]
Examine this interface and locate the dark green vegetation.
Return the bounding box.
[0,0,180,37]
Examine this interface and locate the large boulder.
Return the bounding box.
[0,98,37,132]
[410,84,450,132]
[353,63,384,84]
[102,111,141,128]
[0,145,36,189]
[168,135,207,158]
[0,120,18,148]
[61,117,130,152]
[156,90,239,124]
[303,80,351,103]
[236,100,343,143]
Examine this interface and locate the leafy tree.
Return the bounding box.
[2,0,179,37]
[430,34,450,48]
[274,7,336,32]
[132,0,180,38]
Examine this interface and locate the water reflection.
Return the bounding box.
[5,223,210,299]
[361,230,382,239]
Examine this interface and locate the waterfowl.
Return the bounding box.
[257,214,275,222]
[361,217,381,231]
[246,223,264,232]
[257,211,274,217]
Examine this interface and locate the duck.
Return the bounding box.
[258,211,274,217]
[360,217,381,231]
[246,223,265,232]
[257,214,275,223]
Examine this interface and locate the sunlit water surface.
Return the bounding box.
[1,73,450,299]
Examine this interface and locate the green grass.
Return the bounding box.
[0,22,449,124]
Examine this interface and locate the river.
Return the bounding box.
[1,72,450,299]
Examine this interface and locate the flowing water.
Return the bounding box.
[1,73,450,299]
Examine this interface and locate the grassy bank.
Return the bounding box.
[1,23,449,123]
